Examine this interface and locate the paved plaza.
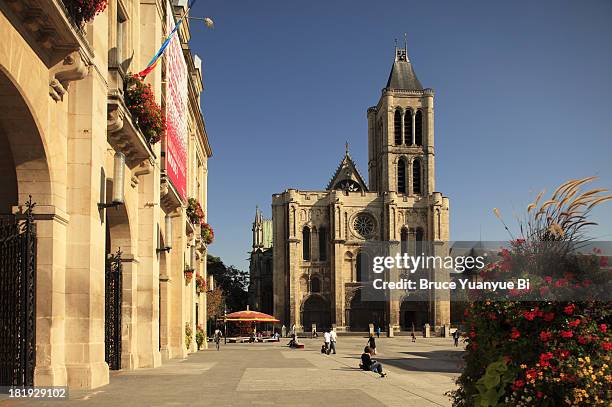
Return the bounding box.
[3,336,463,407]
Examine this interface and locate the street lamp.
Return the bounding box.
[157,214,173,253]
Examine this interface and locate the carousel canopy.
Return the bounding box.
[224,309,279,323]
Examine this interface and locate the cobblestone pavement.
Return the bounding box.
[2,336,464,407]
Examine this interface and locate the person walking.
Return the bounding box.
[368,334,377,355]
[329,328,337,354]
[360,346,386,377]
[214,328,222,351]
[376,326,381,339]
[323,329,331,355]
[453,329,460,347]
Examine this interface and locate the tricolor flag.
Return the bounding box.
[138,0,212,78]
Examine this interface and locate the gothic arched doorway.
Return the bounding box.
[301,295,330,331]
[400,300,429,331]
[348,290,386,332]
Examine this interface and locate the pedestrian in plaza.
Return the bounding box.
[368,334,377,355]
[311,327,318,338]
[281,325,286,338]
[360,346,386,377]
[323,329,331,354]
[214,328,222,351]
[411,332,416,342]
[376,326,381,339]
[329,328,337,354]
[453,329,460,347]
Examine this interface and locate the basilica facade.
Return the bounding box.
[251,44,451,333]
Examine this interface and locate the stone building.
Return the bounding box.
[0,0,211,389]
[270,44,450,333]
[248,207,274,315]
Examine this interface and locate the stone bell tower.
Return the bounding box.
[367,41,435,197]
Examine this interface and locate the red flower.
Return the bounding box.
[469,331,476,339]
[526,368,537,380]
[543,312,555,322]
[522,310,537,321]
[563,304,576,315]
[539,352,553,367]
[578,336,589,345]
[560,330,573,339]
[544,276,553,283]
[539,331,552,342]
[600,324,607,333]
[568,319,581,328]
[602,342,612,351]
[557,349,570,359]
[512,379,525,390]
[510,327,521,340]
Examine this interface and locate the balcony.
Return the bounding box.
[107,70,157,169]
[2,0,93,67]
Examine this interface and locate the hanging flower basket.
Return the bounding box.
[124,75,166,145]
[195,274,206,294]
[184,268,194,284]
[62,0,109,27]
[201,223,215,245]
[186,198,205,225]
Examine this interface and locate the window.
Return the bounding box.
[311,277,321,293]
[302,226,311,261]
[412,159,422,195]
[415,110,423,146]
[397,158,406,194]
[416,228,424,256]
[319,227,327,261]
[394,109,402,145]
[400,228,409,255]
[404,109,412,145]
[353,213,375,239]
[356,251,370,282]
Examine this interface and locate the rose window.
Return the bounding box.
[353,213,375,238]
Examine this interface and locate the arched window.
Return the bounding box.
[356,251,370,282]
[319,227,327,261]
[311,277,321,293]
[400,228,409,255]
[404,109,412,145]
[397,158,406,194]
[302,226,311,261]
[394,109,402,145]
[415,110,423,146]
[415,228,424,256]
[412,159,422,195]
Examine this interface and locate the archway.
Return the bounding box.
[348,290,386,332]
[400,300,429,331]
[301,295,331,332]
[0,68,52,386]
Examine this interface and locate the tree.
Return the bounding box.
[207,255,249,312]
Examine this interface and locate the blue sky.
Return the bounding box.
[188,0,612,271]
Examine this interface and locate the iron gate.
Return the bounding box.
[105,249,122,370]
[0,198,37,386]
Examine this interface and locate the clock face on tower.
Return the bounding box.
[334,179,361,192]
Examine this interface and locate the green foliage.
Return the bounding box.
[184,323,193,349]
[195,325,205,350]
[207,255,248,312]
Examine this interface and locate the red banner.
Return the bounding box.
[164,3,188,200]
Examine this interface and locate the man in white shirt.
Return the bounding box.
[323,330,331,354]
[329,329,337,354]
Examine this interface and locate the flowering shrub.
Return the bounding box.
[450,178,612,407]
[62,0,108,26]
[184,267,194,284]
[124,75,166,144]
[201,223,215,245]
[186,198,205,225]
[195,274,206,294]
[195,325,205,350]
[184,323,193,349]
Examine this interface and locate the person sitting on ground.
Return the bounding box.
[360,346,386,377]
[288,333,299,348]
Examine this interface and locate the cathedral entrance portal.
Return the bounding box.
[301,295,331,331]
[400,301,429,331]
[348,290,386,332]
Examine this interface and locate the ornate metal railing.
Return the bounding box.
[105,249,122,370]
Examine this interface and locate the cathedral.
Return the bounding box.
[250,43,451,333]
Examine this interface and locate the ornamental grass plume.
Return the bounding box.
[450,177,612,407]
